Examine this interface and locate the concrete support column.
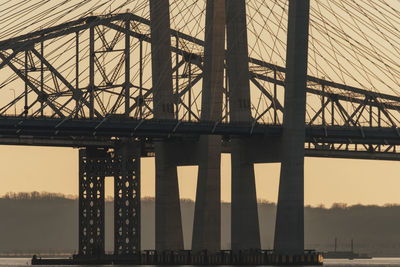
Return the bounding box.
[78,148,108,257]
[231,139,260,250]
[114,142,141,256]
[226,0,261,251]
[274,0,310,255]
[150,0,184,251]
[192,0,225,254]
[155,141,184,250]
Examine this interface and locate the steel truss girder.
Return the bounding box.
[0,52,65,118]
[1,12,400,161]
[1,12,400,127]
[305,143,400,161]
[0,13,205,121]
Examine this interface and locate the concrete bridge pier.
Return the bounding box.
[150,0,184,251]
[230,140,261,251]
[226,0,261,251]
[155,141,184,250]
[274,0,310,255]
[192,0,225,254]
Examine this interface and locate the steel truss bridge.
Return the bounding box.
[1,12,400,159]
[0,0,399,264]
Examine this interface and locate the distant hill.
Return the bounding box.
[0,192,400,256]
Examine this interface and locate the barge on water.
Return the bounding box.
[323,238,372,260]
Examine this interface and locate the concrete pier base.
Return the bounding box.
[155,142,184,250]
[231,140,260,250]
[192,135,222,253]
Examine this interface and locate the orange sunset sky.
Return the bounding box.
[0,145,398,207]
[0,1,399,208]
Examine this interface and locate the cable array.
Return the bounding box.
[0,0,398,127]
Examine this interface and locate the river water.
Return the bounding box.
[2,257,400,266]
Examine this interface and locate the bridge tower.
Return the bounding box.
[150,0,184,251]
[226,0,261,251]
[192,0,225,253]
[274,0,310,255]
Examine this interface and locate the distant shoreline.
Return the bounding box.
[1,193,400,257]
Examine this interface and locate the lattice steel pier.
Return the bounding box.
[75,143,141,261]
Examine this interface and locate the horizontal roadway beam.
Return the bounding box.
[0,136,114,147]
[305,149,400,161]
[1,118,400,144]
[1,137,399,161]
[1,118,400,160]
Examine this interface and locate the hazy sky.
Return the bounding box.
[0,145,399,207]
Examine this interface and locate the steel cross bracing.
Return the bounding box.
[78,145,140,257]
[1,13,400,160]
[79,148,107,256]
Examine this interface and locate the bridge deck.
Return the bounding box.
[1,117,400,160]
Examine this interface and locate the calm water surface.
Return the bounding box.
[3,258,400,266]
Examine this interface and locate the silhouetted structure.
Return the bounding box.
[274,0,310,255]
[0,0,399,265]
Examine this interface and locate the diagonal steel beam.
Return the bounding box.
[0,52,64,118]
[93,55,111,85]
[250,77,284,111]
[178,74,203,98]
[104,22,204,70]
[308,98,331,125]
[0,49,20,70]
[178,98,201,121]
[346,98,368,126]
[127,63,200,114]
[335,99,359,127]
[31,48,103,118]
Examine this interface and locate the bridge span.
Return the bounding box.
[0,0,399,265]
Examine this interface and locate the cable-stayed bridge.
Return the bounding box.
[0,0,399,265]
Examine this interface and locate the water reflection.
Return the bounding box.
[324,258,400,266]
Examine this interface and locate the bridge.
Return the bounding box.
[1,0,399,265]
